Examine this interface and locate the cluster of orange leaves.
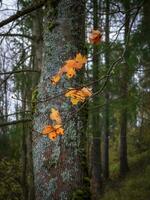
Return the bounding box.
[65,87,92,105]
[89,30,102,44]
[51,53,87,84]
[42,30,101,140]
[42,108,64,140]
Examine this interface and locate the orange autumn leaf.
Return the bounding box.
[65,88,75,97]
[62,60,77,78]
[47,125,64,140]
[42,124,64,140]
[51,53,87,82]
[50,108,62,124]
[65,59,77,69]
[42,125,54,135]
[65,87,92,105]
[65,89,85,105]
[51,74,61,85]
[73,90,85,101]
[66,67,76,78]
[48,131,57,140]
[89,30,102,44]
[81,87,92,97]
[54,125,64,135]
[75,53,87,69]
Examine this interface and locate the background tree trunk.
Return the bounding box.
[119,0,130,177]
[26,3,43,199]
[91,0,102,199]
[102,0,110,180]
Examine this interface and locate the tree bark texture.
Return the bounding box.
[32,1,89,199]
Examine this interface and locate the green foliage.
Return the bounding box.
[72,189,85,200]
[71,175,91,200]
[0,158,23,200]
[9,125,22,159]
[101,150,150,200]
[31,87,39,115]
[0,134,10,158]
[72,188,91,200]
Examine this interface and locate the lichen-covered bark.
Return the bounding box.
[32,1,87,199]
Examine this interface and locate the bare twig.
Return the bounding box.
[0,0,46,28]
[0,69,40,76]
[0,119,31,127]
[0,33,33,40]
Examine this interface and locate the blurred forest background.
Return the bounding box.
[0,0,150,199]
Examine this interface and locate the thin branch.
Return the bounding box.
[0,119,32,127]
[0,0,46,28]
[0,111,31,118]
[0,69,40,76]
[0,33,33,40]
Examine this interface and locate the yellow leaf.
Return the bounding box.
[66,67,76,78]
[51,74,61,85]
[50,108,62,124]
[65,87,92,105]
[75,53,87,69]
[71,98,80,105]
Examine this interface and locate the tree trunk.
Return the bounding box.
[91,0,102,199]
[119,0,130,177]
[26,3,44,200]
[21,93,28,200]
[102,0,110,180]
[32,1,89,199]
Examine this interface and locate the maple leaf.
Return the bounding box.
[89,30,102,44]
[66,67,76,78]
[70,98,80,105]
[42,125,54,135]
[51,74,61,85]
[50,108,62,124]
[54,125,64,135]
[65,88,76,97]
[65,87,92,105]
[51,53,87,82]
[42,124,64,140]
[81,87,92,97]
[75,53,87,69]
[48,131,57,140]
[65,59,77,68]
[60,60,77,78]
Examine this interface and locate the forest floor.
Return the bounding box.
[101,148,150,200]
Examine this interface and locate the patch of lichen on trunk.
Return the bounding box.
[33,0,88,199]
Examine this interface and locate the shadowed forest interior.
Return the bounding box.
[0,0,150,199]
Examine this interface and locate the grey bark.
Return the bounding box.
[27,3,44,199]
[32,1,88,199]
